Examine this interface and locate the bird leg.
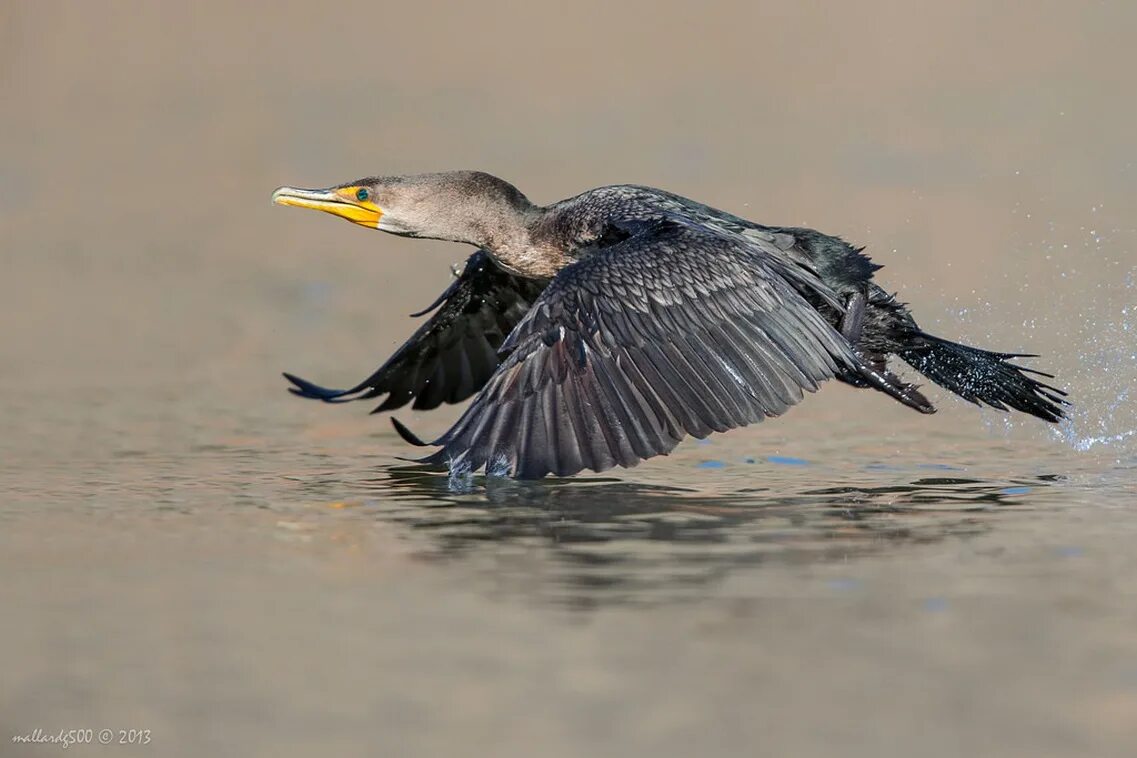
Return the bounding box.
[841,291,867,343]
[850,348,937,414]
[837,291,935,413]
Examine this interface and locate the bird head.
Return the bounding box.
[271,171,533,243]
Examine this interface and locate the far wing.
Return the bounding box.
[403,222,859,478]
[284,251,548,412]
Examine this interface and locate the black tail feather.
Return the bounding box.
[898,334,1068,423]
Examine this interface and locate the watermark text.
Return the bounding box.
[11,728,151,748]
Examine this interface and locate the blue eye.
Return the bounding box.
[355,188,370,202]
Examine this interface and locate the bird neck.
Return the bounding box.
[478,206,570,279]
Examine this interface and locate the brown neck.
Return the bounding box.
[479,207,570,279]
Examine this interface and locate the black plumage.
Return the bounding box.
[411,222,860,478]
[284,251,547,412]
[274,172,1068,479]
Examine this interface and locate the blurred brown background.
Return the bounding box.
[2,2,1136,757]
[4,1,1134,396]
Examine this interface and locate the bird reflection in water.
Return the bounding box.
[331,468,1059,608]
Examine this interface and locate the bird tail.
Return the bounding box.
[897,333,1068,423]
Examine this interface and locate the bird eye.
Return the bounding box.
[355,188,370,202]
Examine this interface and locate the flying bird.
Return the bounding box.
[272,171,1067,478]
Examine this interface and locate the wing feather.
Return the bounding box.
[415,222,860,478]
[284,250,548,412]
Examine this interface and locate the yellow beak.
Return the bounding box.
[271,186,383,228]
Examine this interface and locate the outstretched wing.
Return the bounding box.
[284,251,548,412]
[403,221,859,478]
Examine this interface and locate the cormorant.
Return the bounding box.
[272,171,1067,479]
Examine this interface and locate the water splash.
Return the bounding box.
[1049,292,1137,455]
[488,453,513,479]
[943,213,1136,458]
[446,454,474,493]
[1054,423,1137,453]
